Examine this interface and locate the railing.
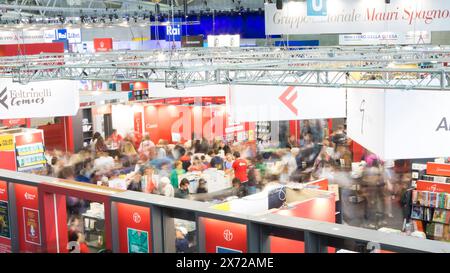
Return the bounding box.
[1,168,449,253]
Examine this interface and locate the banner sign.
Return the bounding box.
[0,79,80,119]
[94,38,113,52]
[348,88,450,159]
[265,1,450,35]
[166,18,182,42]
[207,35,240,48]
[0,28,81,45]
[229,85,346,122]
[181,35,204,48]
[339,31,431,45]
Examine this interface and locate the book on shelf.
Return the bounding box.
[432,209,448,224]
[412,190,450,210]
[411,206,424,220]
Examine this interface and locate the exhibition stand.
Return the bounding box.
[0,128,46,173]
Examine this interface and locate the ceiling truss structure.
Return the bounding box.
[0,46,449,90]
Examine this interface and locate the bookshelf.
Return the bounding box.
[411,163,450,242]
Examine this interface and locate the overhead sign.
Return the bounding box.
[207,35,240,48]
[94,38,113,52]
[166,18,182,42]
[265,1,450,35]
[0,80,80,119]
[229,85,346,122]
[0,29,81,45]
[181,35,204,48]
[348,88,450,159]
[339,31,431,45]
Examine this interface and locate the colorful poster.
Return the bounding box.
[216,246,242,253]
[0,135,14,151]
[23,207,41,245]
[127,228,149,253]
[0,201,10,239]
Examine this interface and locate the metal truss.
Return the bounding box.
[0,0,170,18]
[1,46,450,90]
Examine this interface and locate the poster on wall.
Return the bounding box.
[265,1,450,35]
[0,201,10,239]
[0,79,80,119]
[127,228,149,253]
[23,207,41,245]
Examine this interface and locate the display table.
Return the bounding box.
[179,169,232,194]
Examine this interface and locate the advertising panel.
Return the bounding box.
[348,89,450,159]
[0,79,80,119]
[229,85,346,122]
[94,38,113,52]
[202,218,247,253]
[0,181,11,253]
[116,203,151,253]
[339,31,431,45]
[14,184,42,252]
[265,1,450,35]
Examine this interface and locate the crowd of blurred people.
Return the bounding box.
[37,120,413,231]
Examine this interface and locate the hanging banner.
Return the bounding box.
[0,80,79,119]
[0,29,81,45]
[265,1,450,35]
[207,35,240,48]
[339,31,431,45]
[148,83,227,98]
[229,85,346,122]
[348,88,450,159]
[94,38,113,52]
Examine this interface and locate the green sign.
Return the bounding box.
[127,228,149,253]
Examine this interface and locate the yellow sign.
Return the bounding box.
[0,135,14,151]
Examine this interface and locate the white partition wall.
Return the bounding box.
[347,88,450,159]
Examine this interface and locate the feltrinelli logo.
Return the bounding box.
[0,87,7,109]
[0,87,52,110]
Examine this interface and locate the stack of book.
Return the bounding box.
[412,190,450,209]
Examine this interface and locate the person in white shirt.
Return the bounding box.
[138,134,156,159]
[158,177,174,198]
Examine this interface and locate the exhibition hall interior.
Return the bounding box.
[0,0,450,255]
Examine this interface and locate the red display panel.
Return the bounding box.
[0,42,64,56]
[214,96,226,104]
[15,184,42,253]
[426,162,450,177]
[202,97,213,105]
[165,98,181,105]
[94,38,113,52]
[116,203,152,253]
[182,97,195,104]
[14,132,43,146]
[0,181,11,253]
[202,218,247,253]
[134,112,143,136]
[133,82,148,90]
[38,123,66,151]
[0,151,17,171]
[270,197,335,253]
[416,180,450,193]
[1,119,26,127]
[305,178,329,191]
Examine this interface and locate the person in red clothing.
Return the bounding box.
[232,151,248,184]
[68,230,90,253]
[107,129,123,149]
